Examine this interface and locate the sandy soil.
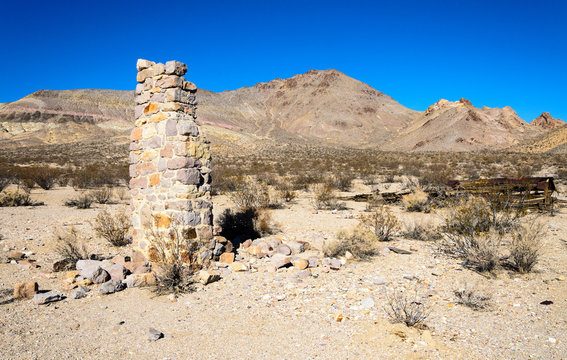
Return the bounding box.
[0,185,565,359]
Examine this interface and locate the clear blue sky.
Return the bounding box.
[1,0,566,122]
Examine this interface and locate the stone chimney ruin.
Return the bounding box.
[130,59,212,261]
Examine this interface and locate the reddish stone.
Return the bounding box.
[160,146,173,158]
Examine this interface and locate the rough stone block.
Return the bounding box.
[167,157,189,170]
[165,60,187,76]
[177,120,199,136]
[136,59,155,71]
[144,103,159,114]
[152,63,165,76]
[137,68,154,83]
[156,75,184,88]
[176,168,201,185]
[165,119,178,136]
[149,112,167,123]
[182,81,197,91]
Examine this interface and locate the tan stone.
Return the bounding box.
[292,258,309,270]
[219,253,235,264]
[76,279,93,287]
[144,103,159,114]
[13,282,38,299]
[231,262,248,272]
[198,270,221,285]
[247,246,264,257]
[149,174,160,186]
[150,87,162,93]
[141,150,158,162]
[150,112,167,123]
[131,128,143,141]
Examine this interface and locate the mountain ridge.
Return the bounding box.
[0,69,564,153]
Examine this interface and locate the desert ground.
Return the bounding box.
[0,181,565,360]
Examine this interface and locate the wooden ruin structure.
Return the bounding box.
[446,177,556,211]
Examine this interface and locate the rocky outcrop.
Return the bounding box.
[530,112,564,130]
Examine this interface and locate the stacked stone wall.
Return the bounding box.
[130,59,212,260]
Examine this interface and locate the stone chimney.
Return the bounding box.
[130,59,212,261]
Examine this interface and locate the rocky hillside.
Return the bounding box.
[0,71,563,153]
[380,98,546,151]
[512,123,567,153]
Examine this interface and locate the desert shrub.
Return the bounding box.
[329,173,353,191]
[274,181,297,203]
[92,207,131,246]
[454,284,491,310]
[384,288,429,327]
[443,230,501,272]
[360,205,400,241]
[508,221,544,273]
[0,176,12,192]
[442,197,492,236]
[91,187,113,204]
[402,220,438,241]
[54,227,89,267]
[27,166,59,190]
[0,190,38,207]
[324,226,378,259]
[114,187,130,201]
[229,176,270,210]
[311,183,345,210]
[402,188,429,212]
[147,216,198,295]
[64,193,94,209]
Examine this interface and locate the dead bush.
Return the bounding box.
[324,226,378,259]
[444,230,501,272]
[360,205,400,241]
[329,173,353,191]
[64,193,94,209]
[92,207,131,246]
[311,183,345,210]
[229,176,270,210]
[91,187,113,204]
[274,181,297,203]
[402,220,438,241]
[54,227,89,267]
[384,288,429,327]
[402,188,429,212]
[508,221,544,273]
[454,284,491,310]
[147,216,199,295]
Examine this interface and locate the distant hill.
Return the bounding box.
[0,70,561,155]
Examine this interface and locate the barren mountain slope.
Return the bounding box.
[0,89,134,148]
[511,122,567,153]
[197,69,419,145]
[381,98,542,151]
